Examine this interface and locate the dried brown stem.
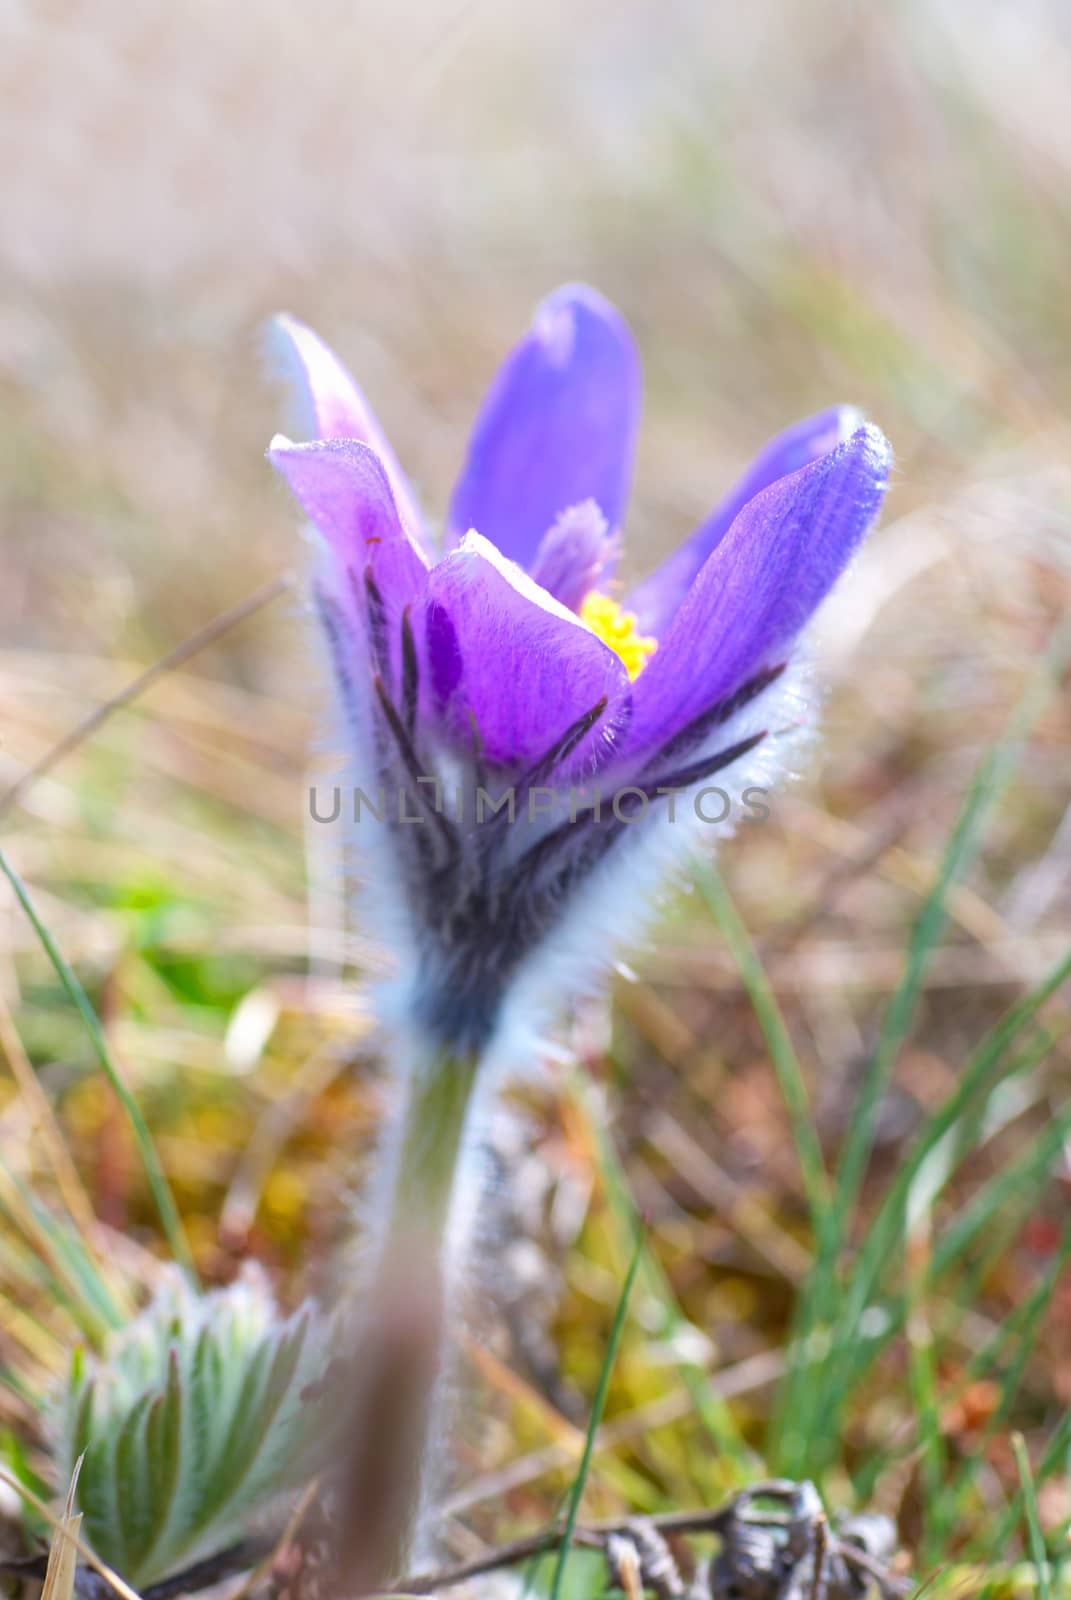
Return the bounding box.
[0,573,293,821]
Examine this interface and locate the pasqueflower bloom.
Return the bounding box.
[270,286,890,1059]
[268,289,890,1583]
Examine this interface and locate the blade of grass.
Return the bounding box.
[983,1410,1071,1568]
[548,1226,644,1600]
[693,862,833,1241]
[1013,1434,1053,1600]
[0,1292,67,1373]
[928,1081,1063,1346]
[0,1160,123,1340]
[846,945,1070,1318]
[0,1363,44,1412]
[780,906,1070,1466]
[848,1092,1071,1413]
[814,968,1068,1444]
[774,613,1071,1474]
[860,1213,1071,1515]
[929,1221,1071,1547]
[0,846,197,1283]
[906,1230,946,1573]
[789,1078,1071,1484]
[0,1464,142,1600]
[41,1457,83,1600]
[0,989,101,1248]
[931,1102,1071,1279]
[567,1064,752,1468]
[696,859,846,1476]
[904,1568,947,1600]
[834,620,1071,1233]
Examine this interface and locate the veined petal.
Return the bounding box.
[446,285,641,571]
[629,406,862,637]
[423,533,631,771]
[269,314,425,546]
[627,422,892,756]
[269,436,427,693]
[529,500,620,613]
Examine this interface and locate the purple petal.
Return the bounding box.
[528,500,620,613]
[423,533,631,771]
[628,406,862,638]
[627,423,892,756]
[269,435,427,690]
[446,285,641,571]
[269,314,425,546]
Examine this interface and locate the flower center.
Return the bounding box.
[580,592,658,680]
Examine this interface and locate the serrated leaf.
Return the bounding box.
[77,1430,122,1576]
[114,1389,156,1575]
[202,1333,274,1514]
[187,1323,222,1482]
[235,1312,312,1506]
[48,1266,335,1588]
[138,1348,187,1581]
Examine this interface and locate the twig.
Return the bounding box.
[0,574,293,821]
[396,1489,912,1599]
[440,1348,786,1518]
[810,1511,828,1600]
[0,1540,272,1600]
[0,1466,143,1600]
[220,1044,350,1247]
[1,1484,912,1600]
[228,1478,322,1600]
[399,1484,796,1594]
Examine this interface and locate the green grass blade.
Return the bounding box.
[696,863,845,1475]
[548,1226,644,1600]
[859,948,1070,1296]
[771,602,1071,1474]
[693,862,833,1239]
[567,1064,751,1467]
[844,1094,1071,1430]
[1013,1434,1053,1600]
[931,1105,1071,1280]
[784,934,1069,1472]
[0,846,197,1283]
[805,956,1069,1456]
[854,1223,1069,1511]
[907,1251,946,1572]
[0,1158,123,1339]
[930,1222,1071,1546]
[833,619,1071,1234]
[989,1411,1071,1562]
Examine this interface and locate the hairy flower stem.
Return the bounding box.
[337,1041,481,1595]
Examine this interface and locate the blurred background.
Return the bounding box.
[2,0,1070,1576]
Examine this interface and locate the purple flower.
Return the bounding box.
[269,288,890,1056]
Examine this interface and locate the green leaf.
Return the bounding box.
[114,1389,156,1574]
[1013,1434,1053,1600]
[567,1063,752,1474]
[549,1226,644,1600]
[50,1266,335,1588]
[139,1348,186,1579]
[834,619,1071,1229]
[694,861,832,1239]
[0,845,196,1282]
[772,619,1071,1474]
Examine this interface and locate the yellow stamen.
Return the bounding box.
[580,592,658,681]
